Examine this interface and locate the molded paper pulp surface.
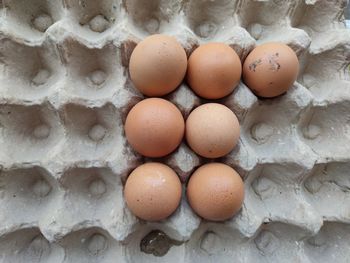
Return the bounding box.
[0,0,350,262]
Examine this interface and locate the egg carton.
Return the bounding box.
[0,0,349,262]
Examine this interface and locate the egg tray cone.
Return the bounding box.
[0,0,350,262]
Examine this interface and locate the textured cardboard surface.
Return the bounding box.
[0,0,349,262]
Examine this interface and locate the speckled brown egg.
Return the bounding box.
[187,43,242,99]
[125,98,184,158]
[242,42,299,98]
[124,162,182,221]
[187,163,244,221]
[129,34,187,97]
[185,103,240,158]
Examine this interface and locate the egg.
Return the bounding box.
[125,98,185,157]
[129,34,187,97]
[186,43,242,99]
[242,42,299,98]
[185,103,240,158]
[124,162,182,221]
[186,163,244,221]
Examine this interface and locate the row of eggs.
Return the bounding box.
[125,162,244,222]
[124,34,299,222]
[129,34,299,99]
[125,99,239,159]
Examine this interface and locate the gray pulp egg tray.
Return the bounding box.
[0,0,350,262]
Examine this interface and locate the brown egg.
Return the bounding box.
[129,34,187,97]
[124,162,182,221]
[125,98,184,158]
[242,42,299,98]
[187,163,244,221]
[187,43,242,99]
[186,103,240,158]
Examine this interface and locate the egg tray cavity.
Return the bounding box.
[0,0,350,262]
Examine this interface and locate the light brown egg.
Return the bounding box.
[242,42,299,98]
[187,43,242,99]
[125,98,185,158]
[186,163,244,221]
[185,103,240,158]
[129,34,187,97]
[124,162,182,221]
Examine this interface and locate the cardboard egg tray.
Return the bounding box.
[0,0,350,262]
